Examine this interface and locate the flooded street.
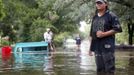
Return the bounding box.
[0,41,134,75]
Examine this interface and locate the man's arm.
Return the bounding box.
[44,33,47,41]
[96,30,117,38]
[89,36,94,56]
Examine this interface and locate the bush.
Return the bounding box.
[0,39,10,46]
[54,32,69,47]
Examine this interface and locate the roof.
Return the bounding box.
[15,41,48,47]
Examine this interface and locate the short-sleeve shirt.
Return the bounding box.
[90,10,122,53]
[44,31,53,43]
[75,37,81,45]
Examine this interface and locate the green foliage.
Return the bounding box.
[54,32,70,46]
[0,0,5,21]
[0,0,133,45]
[116,22,128,44]
[30,18,53,41]
[1,39,10,46]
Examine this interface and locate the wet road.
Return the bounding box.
[0,41,134,75]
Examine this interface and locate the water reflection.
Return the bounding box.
[128,51,134,67]
[1,47,13,71]
[13,51,55,75]
[44,58,53,71]
[1,53,12,68]
[0,47,134,75]
[115,51,134,75]
[80,53,95,70]
[14,53,45,69]
[79,41,96,73]
[127,51,134,75]
[43,57,54,75]
[97,72,114,75]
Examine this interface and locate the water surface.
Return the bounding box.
[0,47,134,75]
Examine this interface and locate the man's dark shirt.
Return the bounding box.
[90,10,122,53]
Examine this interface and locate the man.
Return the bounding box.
[44,28,54,51]
[89,0,122,74]
[75,34,81,50]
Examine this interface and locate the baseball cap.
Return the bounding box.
[96,0,107,3]
[46,28,50,31]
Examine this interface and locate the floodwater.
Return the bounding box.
[0,42,134,75]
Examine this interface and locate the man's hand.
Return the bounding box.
[89,51,93,56]
[97,30,116,38]
[96,30,105,38]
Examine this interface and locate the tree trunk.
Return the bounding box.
[128,22,133,45]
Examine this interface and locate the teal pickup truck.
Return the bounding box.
[14,41,48,53]
[13,41,49,64]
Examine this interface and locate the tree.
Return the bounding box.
[0,0,5,21]
[109,0,134,45]
[127,16,134,45]
[1,0,134,45]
